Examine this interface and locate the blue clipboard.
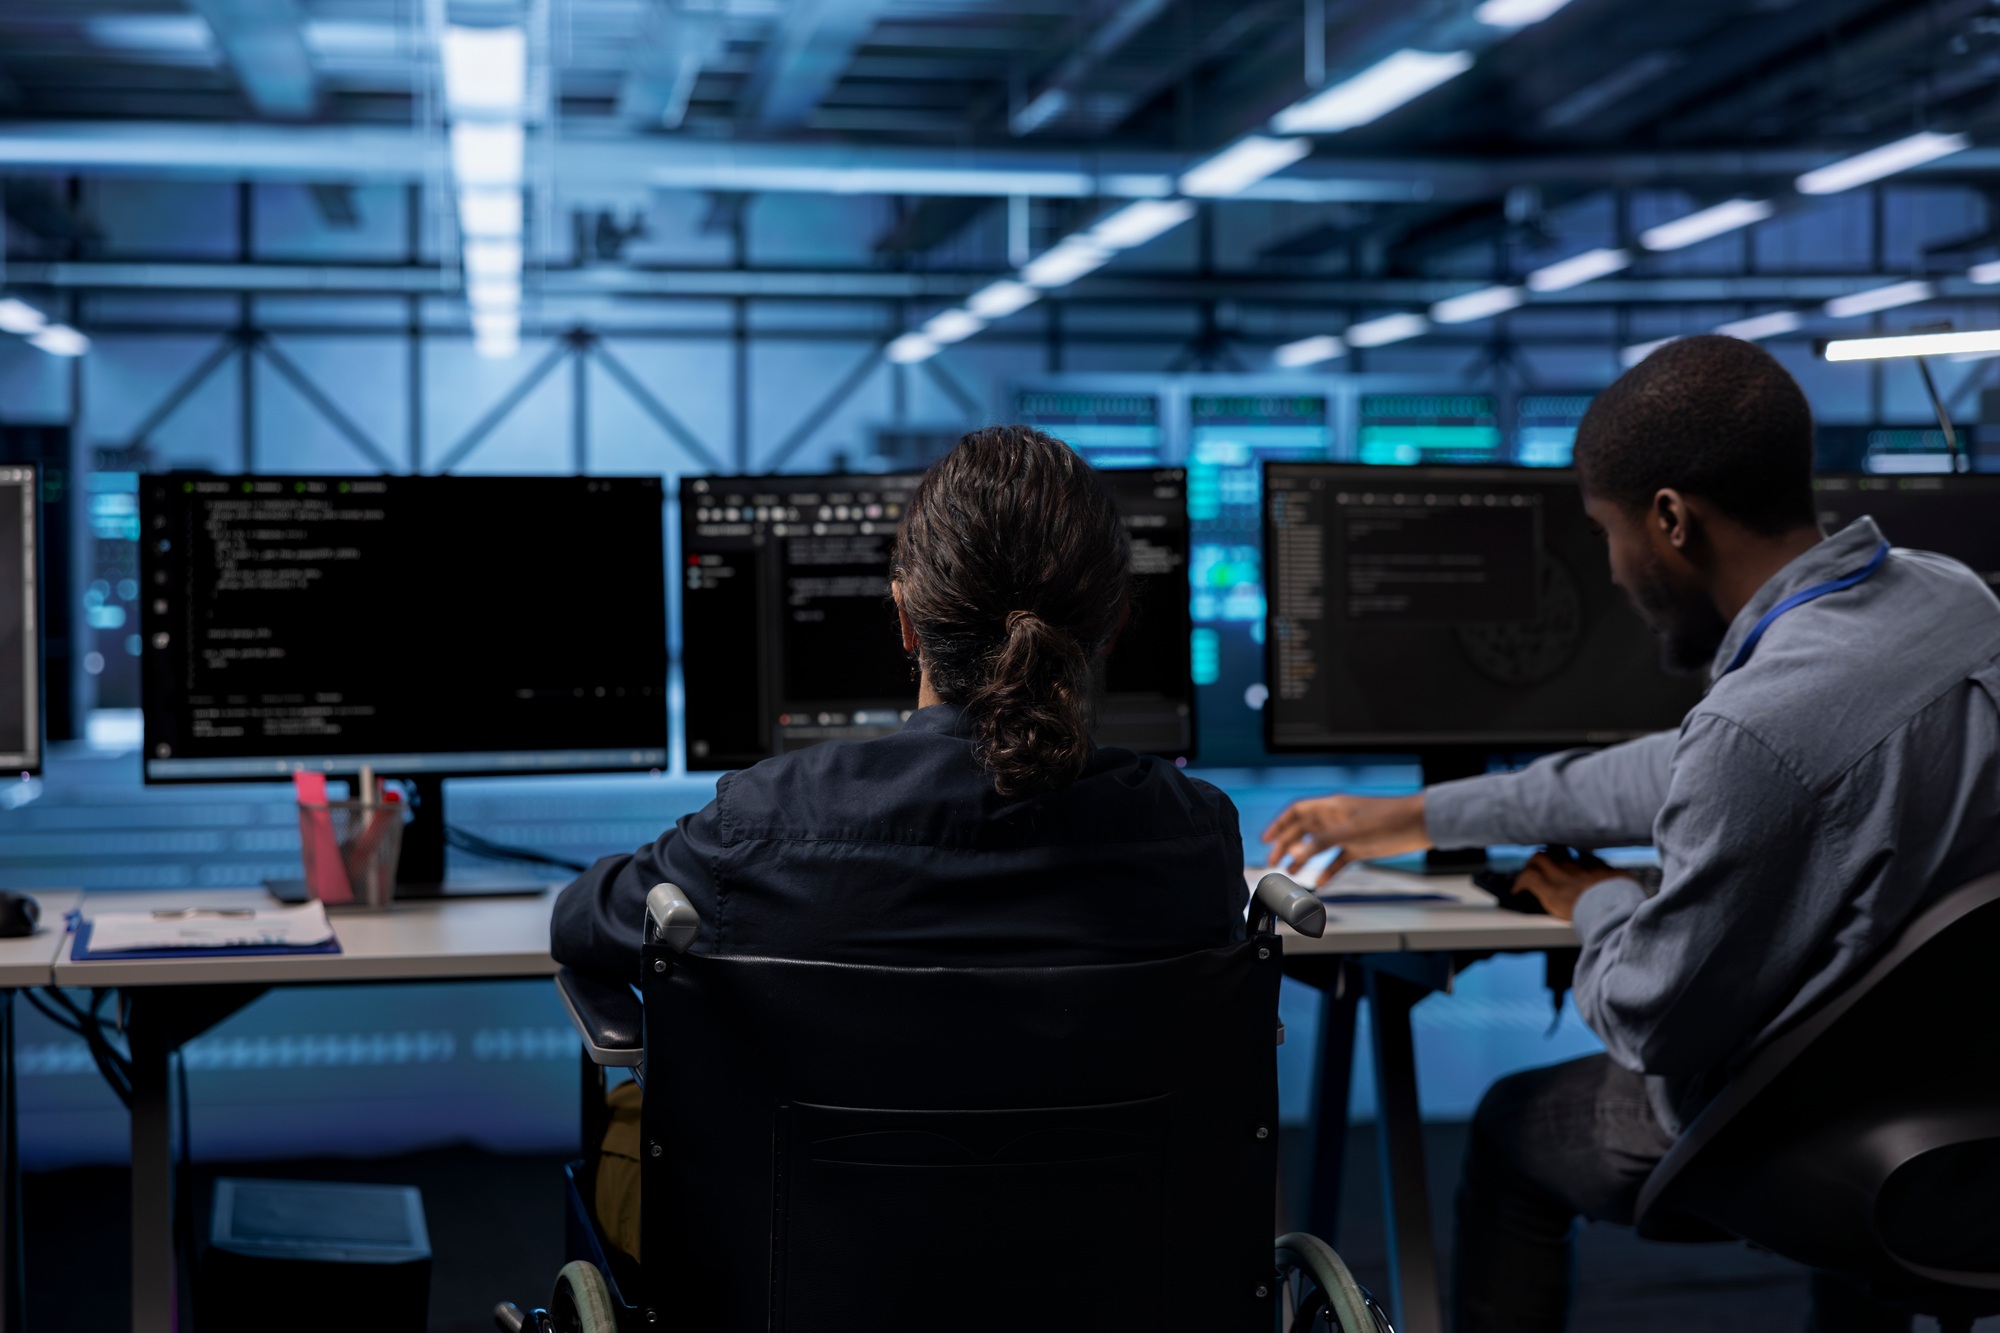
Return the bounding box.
[69,915,343,962]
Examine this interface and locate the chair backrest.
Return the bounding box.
[634,935,1284,1333]
[1635,871,2000,1297]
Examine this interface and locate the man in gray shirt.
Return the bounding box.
[1263,335,2000,1333]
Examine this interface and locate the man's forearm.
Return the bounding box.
[1423,730,1678,849]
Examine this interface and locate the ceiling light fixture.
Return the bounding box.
[921,309,984,344]
[1824,280,1933,320]
[1430,284,1524,325]
[441,25,527,118]
[0,299,47,335]
[886,332,940,364]
[1526,247,1630,292]
[1823,329,2000,361]
[1345,312,1429,347]
[467,278,522,310]
[28,324,89,357]
[1090,198,1197,250]
[1272,49,1475,135]
[1178,136,1312,197]
[1969,259,2000,285]
[463,239,523,280]
[1273,334,1346,368]
[449,121,525,189]
[965,280,1039,320]
[457,188,523,239]
[1639,198,1774,252]
[1021,236,1113,288]
[1715,310,1803,341]
[1474,0,1576,26]
[1795,131,1970,196]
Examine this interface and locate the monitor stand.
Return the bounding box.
[1414,748,1493,876]
[265,775,555,903]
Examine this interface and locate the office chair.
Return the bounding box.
[496,875,1390,1333]
[1634,869,2000,1332]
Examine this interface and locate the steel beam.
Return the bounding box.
[620,0,726,130]
[186,0,319,120]
[739,0,894,129]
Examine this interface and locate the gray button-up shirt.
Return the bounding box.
[1426,516,2000,1131]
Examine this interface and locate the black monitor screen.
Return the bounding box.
[0,464,38,774]
[681,468,1194,770]
[1264,464,1703,750]
[141,475,668,781]
[1813,474,2000,590]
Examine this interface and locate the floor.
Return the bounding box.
[30,1125,1982,1333]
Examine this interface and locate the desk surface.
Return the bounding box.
[53,887,560,988]
[1277,874,1580,954]
[0,889,82,988]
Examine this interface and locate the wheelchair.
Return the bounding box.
[497,874,1391,1333]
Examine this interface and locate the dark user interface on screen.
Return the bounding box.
[1813,474,2000,590]
[681,468,1195,770]
[0,465,36,774]
[141,475,669,781]
[1264,464,1703,750]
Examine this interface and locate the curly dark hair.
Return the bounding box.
[1576,334,1817,536]
[891,425,1131,798]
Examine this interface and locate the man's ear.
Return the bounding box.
[1651,488,1694,552]
[892,582,919,654]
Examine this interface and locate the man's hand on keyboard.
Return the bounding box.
[1513,848,1627,922]
[1262,793,1430,885]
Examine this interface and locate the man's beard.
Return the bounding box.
[1625,551,1729,676]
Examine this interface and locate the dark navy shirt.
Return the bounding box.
[551,704,1248,981]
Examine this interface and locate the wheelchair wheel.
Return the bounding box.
[548,1261,618,1333]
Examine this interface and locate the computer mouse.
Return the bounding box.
[0,892,41,938]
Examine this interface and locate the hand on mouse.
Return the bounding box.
[1513,849,1627,922]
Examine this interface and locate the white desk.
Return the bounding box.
[0,890,82,1333]
[1269,874,1580,1333]
[60,886,559,1333]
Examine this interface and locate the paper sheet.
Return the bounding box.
[1244,865,1494,906]
[83,901,336,953]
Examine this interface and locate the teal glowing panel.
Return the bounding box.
[1357,394,1501,465]
[1017,391,1163,466]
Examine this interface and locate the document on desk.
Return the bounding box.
[1244,866,1491,906]
[81,901,337,954]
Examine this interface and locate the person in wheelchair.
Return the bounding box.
[551,424,1250,1265]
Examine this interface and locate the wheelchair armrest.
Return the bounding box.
[556,967,643,1068]
[1254,872,1327,939]
[645,882,702,953]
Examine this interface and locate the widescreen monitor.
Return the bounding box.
[140,475,669,782]
[0,464,39,775]
[680,467,1195,770]
[1813,474,2000,589]
[1263,463,1702,754]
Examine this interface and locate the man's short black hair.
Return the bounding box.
[1575,334,1817,536]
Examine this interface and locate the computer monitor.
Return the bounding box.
[1356,394,1503,466]
[0,464,40,776]
[141,474,669,887]
[1263,463,1703,759]
[1813,474,2000,590]
[680,467,1195,770]
[1016,391,1165,466]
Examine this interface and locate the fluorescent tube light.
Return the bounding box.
[449,121,524,188]
[1179,136,1311,197]
[1970,260,2000,285]
[467,277,522,310]
[1345,312,1429,348]
[1272,49,1475,135]
[1526,247,1630,293]
[966,280,1039,319]
[1824,329,2000,361]
[0,299,46,335]
[463,239,523,280]
[457,188,523,239]
[1021,236,1112,288]
[922,309,984,344]
[441,26,526,118]
[1273,335,1346,368]
[1639,198,1774,252]
[1795,131,1970,196]
[29,324,88,356]
[1430,284,1524,325]
[886,332,939,364]
[1714,310,1802,341]
[1824,280,1933,320]
[1090,199,1196,250]
[473,320,519,360]
[1621,337,1676,368]
[1475,0,1575,26]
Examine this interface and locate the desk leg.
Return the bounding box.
[1,991,19,1333]
[1367,970,1443,1333]
[1305,967,1358,1244]
[127,1026,175,1333]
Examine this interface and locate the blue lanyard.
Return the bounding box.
[1720,540,1890,677]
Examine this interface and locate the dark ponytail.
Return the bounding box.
[892,426,1131,798]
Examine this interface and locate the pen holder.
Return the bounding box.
[296,800,404,911]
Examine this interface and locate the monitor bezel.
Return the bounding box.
[1,461,40,779]
[137,471,671,787]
